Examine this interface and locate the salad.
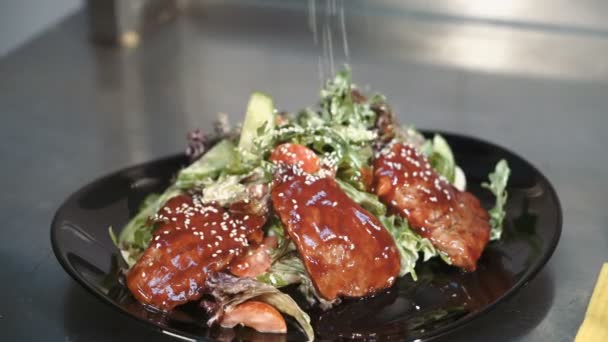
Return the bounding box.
[110,69,510,340]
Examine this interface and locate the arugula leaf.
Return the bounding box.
[482,159,511,240]
[320,67,376,128]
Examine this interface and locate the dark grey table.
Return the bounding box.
[2,1,607,341]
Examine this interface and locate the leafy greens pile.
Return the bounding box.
[111,68,511,338]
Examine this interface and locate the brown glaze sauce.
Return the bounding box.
[373,143,490,271]
[126,194,266,310]
[271,165,401,301]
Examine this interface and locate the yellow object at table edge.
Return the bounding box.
[575,263,608,342]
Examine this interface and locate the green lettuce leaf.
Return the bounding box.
[379,215,449,279]
[116,186,181,267]
[257,252,337,310]
[426,134,456,183]
[205,272,314,341]
[335,179,386,217]
[482,159,511,240]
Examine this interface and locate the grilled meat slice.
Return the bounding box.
[271,166,401,300]
[373,143,490,271]
[126,194,266,310]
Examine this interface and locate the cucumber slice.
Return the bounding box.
[176,139,237,188]
[239,92,275,153]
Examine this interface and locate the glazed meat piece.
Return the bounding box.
[127,194,266,310]
[272,166,401,300]
[373,143,490,271]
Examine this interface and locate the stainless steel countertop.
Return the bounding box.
[2,1,607,341]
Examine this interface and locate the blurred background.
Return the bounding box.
[2,1,607,341]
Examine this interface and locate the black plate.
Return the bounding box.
[51,132,561,341]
